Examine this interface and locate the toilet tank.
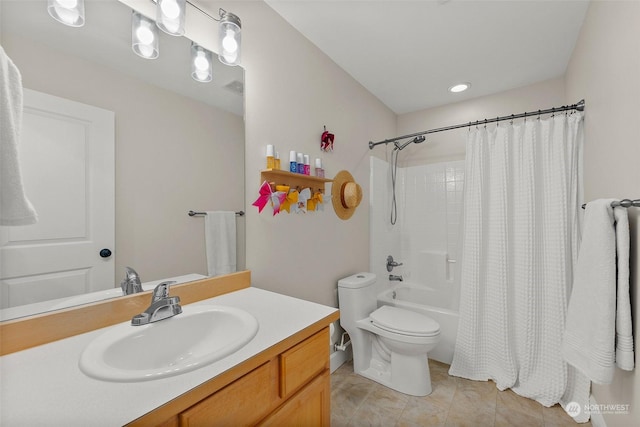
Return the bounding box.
[338,272,376,289]
[338,273,377,329]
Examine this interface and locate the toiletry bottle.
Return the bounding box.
[315,158,324,178]
[297,153,304,174]
[303,155,310,175]
[266,145,275,169]
[289,150,297,173]
[274,152,281,170]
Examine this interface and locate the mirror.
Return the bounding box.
[0,0,245,320]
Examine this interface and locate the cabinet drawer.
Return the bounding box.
[279,328,328,397]
[179,361,276,427]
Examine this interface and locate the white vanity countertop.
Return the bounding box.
[0,287,338,426]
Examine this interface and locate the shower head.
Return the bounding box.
[394,135,426,151]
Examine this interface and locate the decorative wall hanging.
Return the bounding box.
[321,125,334,152]
[332,170,362,220]
[252,181,286,216]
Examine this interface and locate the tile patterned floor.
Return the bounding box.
[331,360,591,427]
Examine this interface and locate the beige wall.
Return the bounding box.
[232,1,396,306]
[396,77,566,166]
[566,1,640,426]
[2,35,245,283]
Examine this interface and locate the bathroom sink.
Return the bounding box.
[79,305,259,382]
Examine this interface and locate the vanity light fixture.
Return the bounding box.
[191,42,213,82]
[47,0,85,27]
[218,9,241,66]
[156,0,186,36]
[132,11,159,59]
[448,82,471,93]
[47,0,242,71]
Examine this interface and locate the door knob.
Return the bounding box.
[99,248,112,258]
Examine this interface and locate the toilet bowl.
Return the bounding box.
[338,273,441,396]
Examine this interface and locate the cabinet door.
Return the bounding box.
[279,329,328,397]
[179,362,276,427]
[259,370,330,427]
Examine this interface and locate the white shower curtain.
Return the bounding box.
[449,112,591,422]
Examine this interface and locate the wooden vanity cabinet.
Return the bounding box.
[129,327,331,427]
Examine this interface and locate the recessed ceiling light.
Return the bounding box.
[448,83,471,93]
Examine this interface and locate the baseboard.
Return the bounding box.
[330,347,352,373]
[589,395,608,427]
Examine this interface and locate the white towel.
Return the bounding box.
[613,206,634,371]
[0,46,38,226]
[204,211,236,277]
[562,199,624,384]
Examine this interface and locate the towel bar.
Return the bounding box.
[581,199,640,209]
[188,210,245,217]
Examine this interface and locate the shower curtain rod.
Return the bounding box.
[368,99,585,149]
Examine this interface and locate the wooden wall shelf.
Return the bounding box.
[261,169,332,193]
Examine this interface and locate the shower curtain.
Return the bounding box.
[449,112,591,422]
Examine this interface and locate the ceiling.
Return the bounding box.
[265,0,590,114]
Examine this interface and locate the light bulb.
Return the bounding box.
[137,44,155,58]
[222,29,238,53]
[160,0,180,19]
[136,24,155,45]
[53,6,80,24]
[449,83,470,93]
[195,69,209,81]
[222,50,237,64]
[56,0,78,8]
[194,52,209,71]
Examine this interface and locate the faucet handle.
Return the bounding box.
[386,255,403,272]
[151,281,177,302]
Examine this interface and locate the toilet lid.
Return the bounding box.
[370,305,440,337]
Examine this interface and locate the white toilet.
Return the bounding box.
[338,272,441,396]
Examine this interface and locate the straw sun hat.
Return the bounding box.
[332,170,363,220]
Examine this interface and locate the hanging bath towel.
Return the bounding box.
[563,199,634,383]
[204,211,237,277]
[0,46,38,225]
[613,206,634,371]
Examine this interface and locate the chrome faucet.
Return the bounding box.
[389,274,403,282]
[121,267,143,296]
[386,255,403,272]
[131,281,181,326]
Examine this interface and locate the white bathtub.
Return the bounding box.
[377,283,459,364]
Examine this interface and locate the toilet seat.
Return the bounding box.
[370,305,440,337]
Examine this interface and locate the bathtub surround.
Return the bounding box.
[370,157,463,364]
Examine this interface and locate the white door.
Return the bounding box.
[0,89,115,309]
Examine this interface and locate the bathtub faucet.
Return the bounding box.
[389,274,403,282]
